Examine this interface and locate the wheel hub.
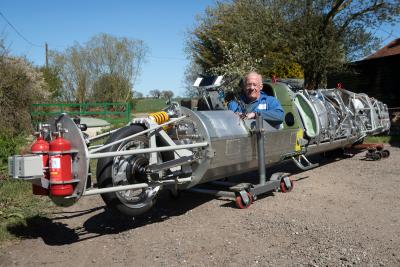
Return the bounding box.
[126,156,149,184]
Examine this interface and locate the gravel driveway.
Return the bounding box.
[1,145,399,266]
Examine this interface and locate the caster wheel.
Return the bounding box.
[381,150,390,158]
[235,192,253,209]
[366,151,380,160]
[372,152,382,161]
[280,176,294,193]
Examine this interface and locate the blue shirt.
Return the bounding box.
[228,91,284,127]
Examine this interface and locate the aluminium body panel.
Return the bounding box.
[199,128,298,183]
[179,107,300,187]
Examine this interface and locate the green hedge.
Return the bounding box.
[0,133,29,177]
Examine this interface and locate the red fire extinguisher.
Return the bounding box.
[49,125,73,196]
[31,130,50,195]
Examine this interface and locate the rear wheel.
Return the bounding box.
[96,125,159,217]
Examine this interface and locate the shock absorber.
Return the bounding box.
[149,111,170,130]
[31,123,50,195]
[49,123,74,197]
[149,111,169,124]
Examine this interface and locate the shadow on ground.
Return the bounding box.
[6,192,216,245]
[389,136,400,147]
[6,215,80,245]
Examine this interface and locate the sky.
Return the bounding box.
[0,0,215,97]
[1,1,399,97]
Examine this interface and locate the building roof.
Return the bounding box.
[365,38,400,60]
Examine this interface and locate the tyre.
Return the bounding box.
[280,176,294,193]
[235,192,253,209]
[96,124,159,217]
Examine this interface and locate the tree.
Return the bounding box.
[0,38,49,135]
[287,0,400,88]
[50,44,90,102]
[133,91,144,98]
[86,33,147,97]
[92,73,131,102]
[187,0,400,89]
[149,89,161,98]
[186,0,301,82]
[49,33,148,102]
[161,90,174,99]
[183,59,204,97]
[38,66,63,100]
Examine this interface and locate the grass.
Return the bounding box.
[0,132,56,244]
[364,134,400,144]
[133,98,170,113]
[135,97,185,112]
[0,178,55,243]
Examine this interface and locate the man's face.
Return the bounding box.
[244,74,262,102]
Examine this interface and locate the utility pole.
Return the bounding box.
[45,42,48,68]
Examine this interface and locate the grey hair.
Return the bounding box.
[244,71,263,85]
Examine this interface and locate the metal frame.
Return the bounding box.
[82,116,208,196]
[89,116,187,153]
[82,177,192,196]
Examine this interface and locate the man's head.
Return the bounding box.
[243,71,263,102]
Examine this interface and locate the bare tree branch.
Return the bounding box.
[339,1,386,32]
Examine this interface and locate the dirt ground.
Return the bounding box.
[1,145,399,266]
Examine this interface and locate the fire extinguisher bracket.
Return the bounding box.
[48,149,79,155]
[7,114,90,207]
[49,179,80,185]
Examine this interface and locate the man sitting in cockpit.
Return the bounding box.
[228,71,284,128]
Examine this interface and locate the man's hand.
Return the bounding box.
[235,112,256,119]
[235,112,245,119]
[245,112,256,119]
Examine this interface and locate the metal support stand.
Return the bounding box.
[256,114,266,185]
[291,154,319,170]
[249,114,281,198]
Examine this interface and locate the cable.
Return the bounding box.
[0,10,43,47]
[0,11,186,60]
[377,26,398,43]
[0,11,188,61]
[378,27,398,37]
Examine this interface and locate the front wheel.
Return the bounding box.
[96,125,159,217]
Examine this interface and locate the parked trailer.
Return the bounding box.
[8,78,391,216]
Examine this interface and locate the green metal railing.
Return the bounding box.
[30,102,131,125]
